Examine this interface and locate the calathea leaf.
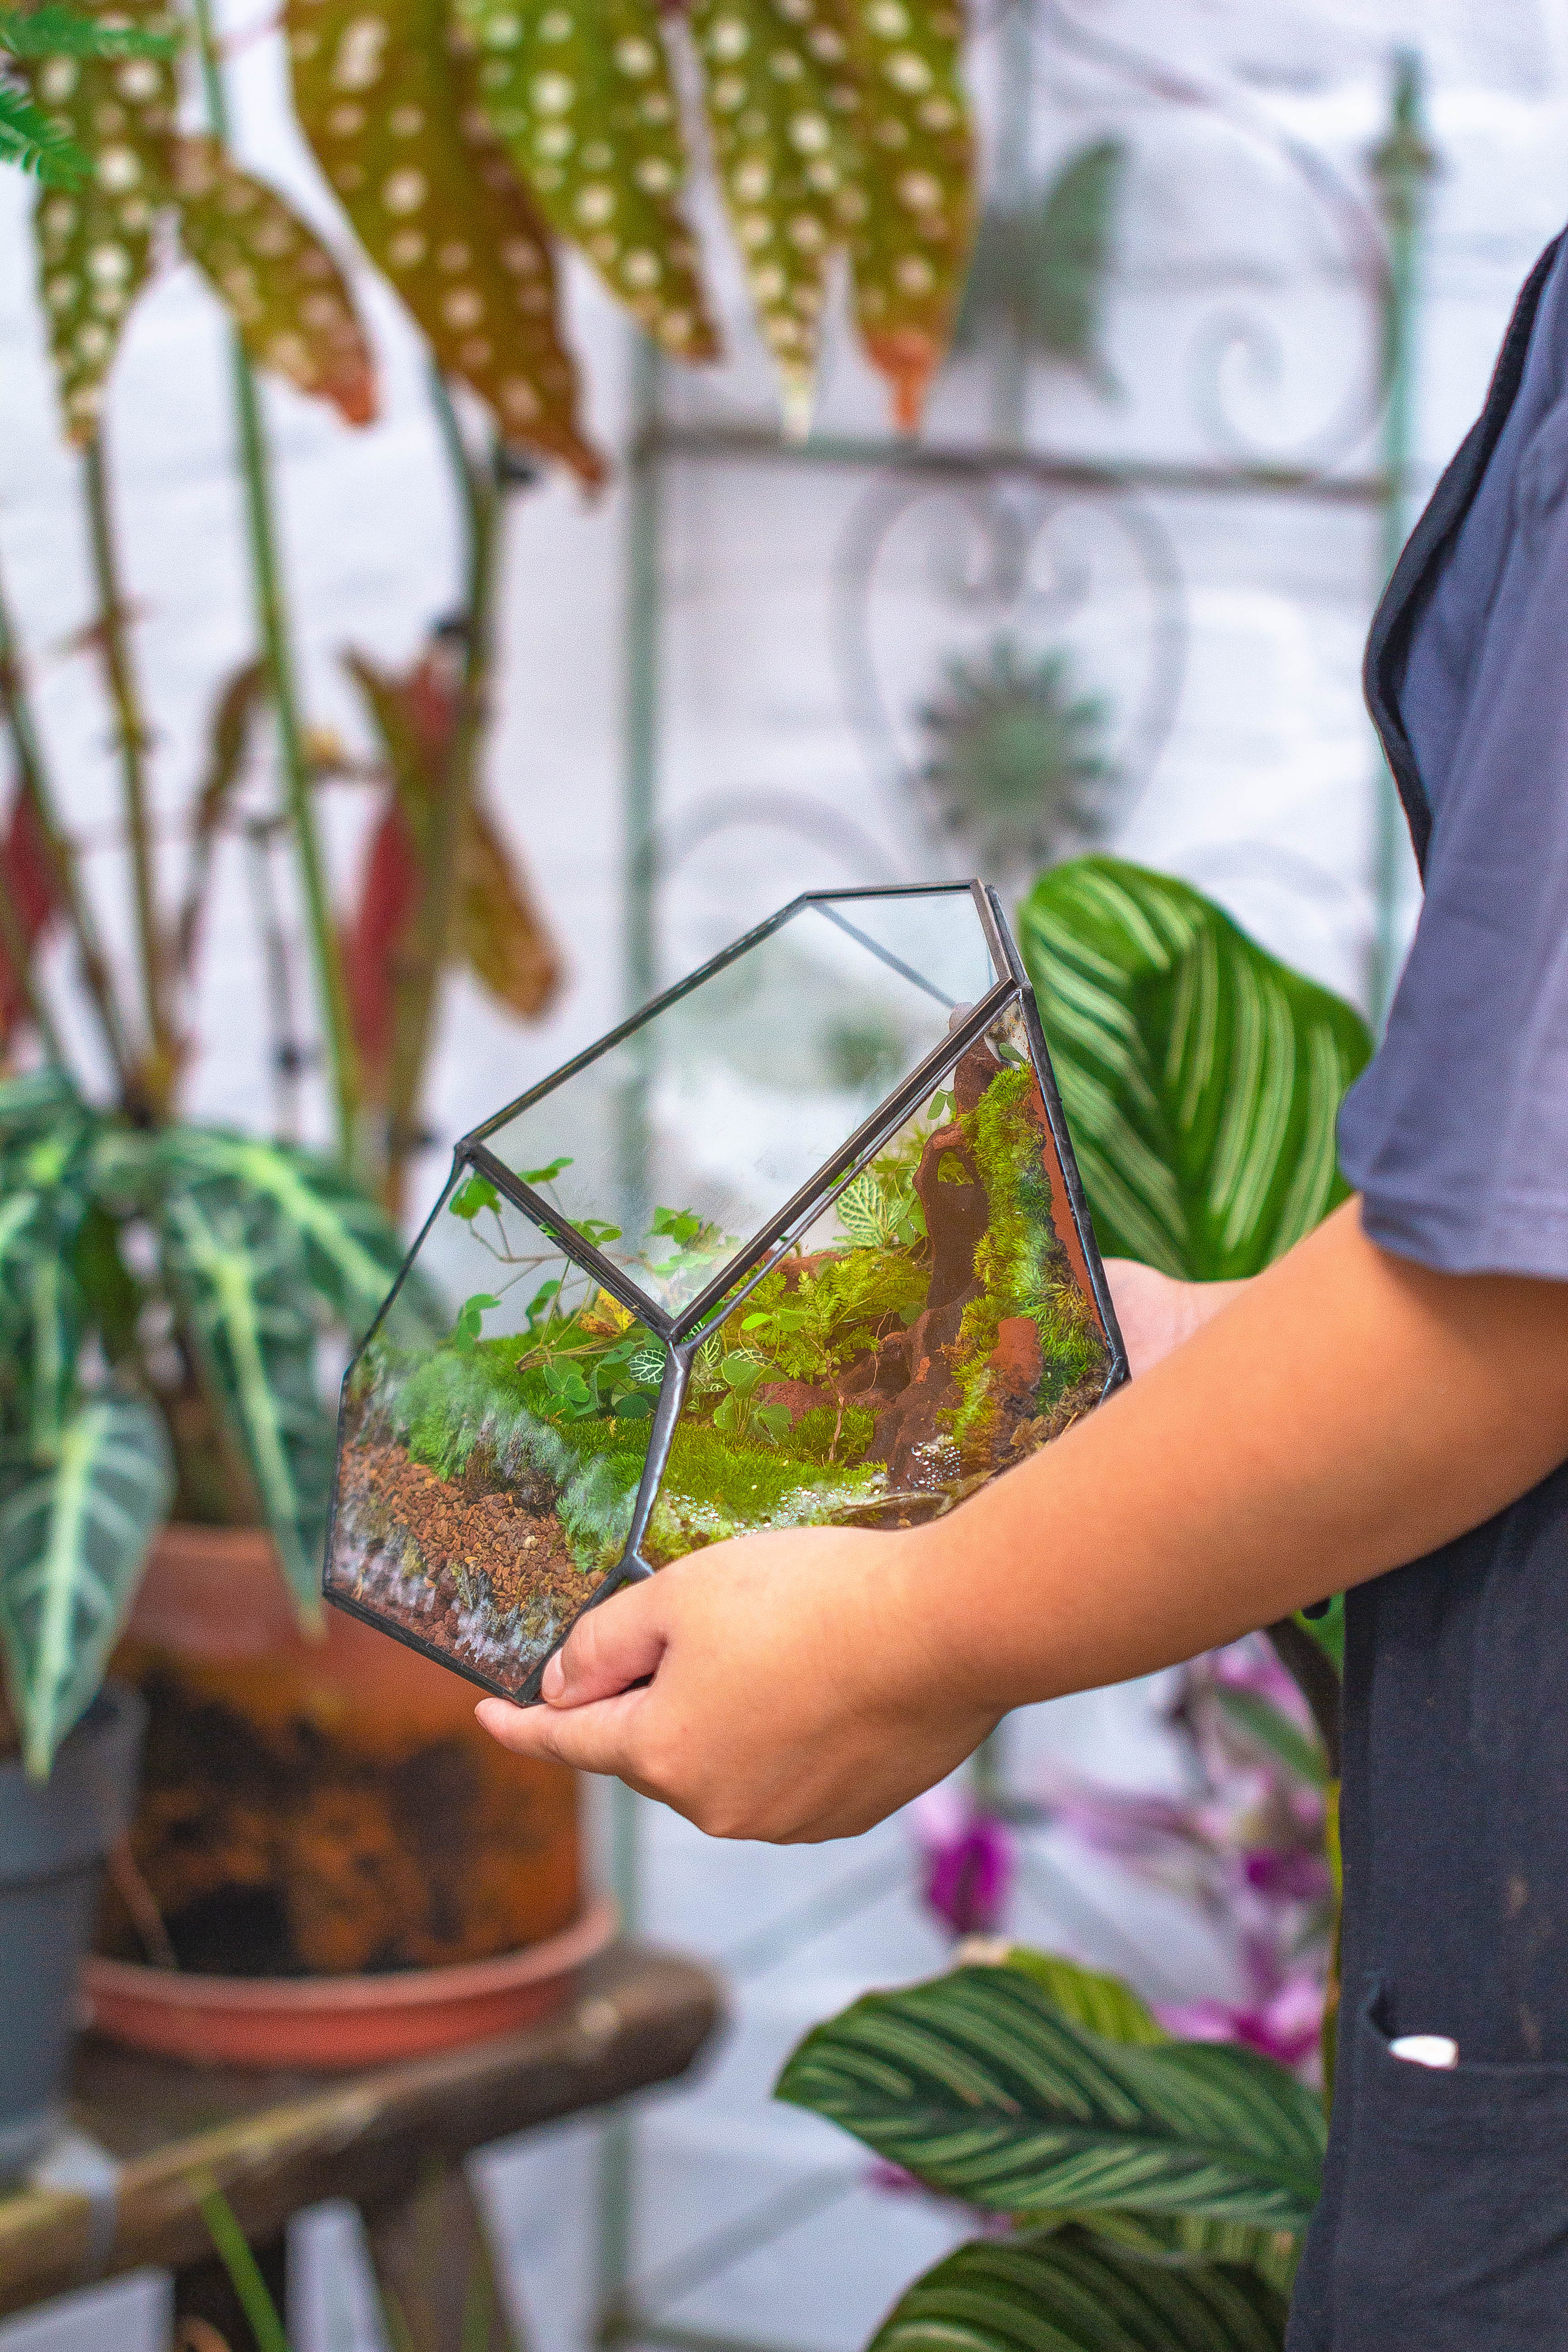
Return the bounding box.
[0,1395,173,1778]
[1000,1946,1167,2046]
[834,0,975,431]
[286,0,604,480]
[691,0,855,431]
[1018,858,1372,1279]
[454,0,718,365]
[866,2226,1288,2352]
[20,0,179,439]
[776,1962,1325,2230]
[171,135,377,426]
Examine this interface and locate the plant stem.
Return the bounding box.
[381,365,504,1215]
[81,431,172,1107]
[188,0,362,1168]
[199,2186,293,2352]
[0,548,139,1099]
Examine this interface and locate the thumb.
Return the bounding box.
[542,1577,666,1705]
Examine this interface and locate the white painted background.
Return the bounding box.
[3,0,1567,2342]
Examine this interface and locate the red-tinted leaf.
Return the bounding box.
[0,788,61,1044]
[343,793,421,1083]
[462,799,562,1019]
[172,134,377,426]
[287,0,604,482]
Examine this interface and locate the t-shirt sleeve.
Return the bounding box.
[1339,395,1568,1279]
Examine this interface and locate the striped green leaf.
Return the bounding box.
[156,1178,334,1616]
[1018,858,1372,1279]
[148,1127,421,1340]
[0,1395,172,1776]
[775,1963,1324,2230]
[1000,1949,1166,2046]
[867,2227,1288,2352]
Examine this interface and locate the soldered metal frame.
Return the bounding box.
[323,882,1129,1705]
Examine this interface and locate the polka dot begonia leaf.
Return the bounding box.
[287,0,605,481]
[19,0,179,442]
[172,135,377,427]
[690,0,857,433]
[832,0,975,429]
[450,0,718,364]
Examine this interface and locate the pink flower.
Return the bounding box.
[911,1786,1014,1939]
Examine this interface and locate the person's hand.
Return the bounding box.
[474,1522,1000,1842]
[1104,1258,1247,1378]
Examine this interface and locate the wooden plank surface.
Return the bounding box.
[0,1943,722,2319]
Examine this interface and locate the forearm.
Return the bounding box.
[912,1198,1568,1714]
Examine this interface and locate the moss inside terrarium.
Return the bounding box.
[327,1031,1110,1695]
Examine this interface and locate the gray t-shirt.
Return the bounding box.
[1338,238,1568,1277]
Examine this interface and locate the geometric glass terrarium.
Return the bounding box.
[325,883,1127,1702]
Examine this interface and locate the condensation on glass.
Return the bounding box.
[324,884,1128,1701]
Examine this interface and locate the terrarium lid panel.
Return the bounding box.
[471,887,1005,1323]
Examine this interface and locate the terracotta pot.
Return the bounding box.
[83,1895,617,2071]
[104,1526,581,1992]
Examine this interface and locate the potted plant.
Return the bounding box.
[776,858,1368,2350]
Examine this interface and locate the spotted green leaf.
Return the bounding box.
[287,0,604,480]
[0,1395,173,1778]
[20,0,178,440]
[1018,858,1372,1279]
[776,1963,1325,2230]
[171,134,377,426]
[835,0,974,430]
[867,2227,1289,2352]
[455,0,717,364]
[691,0,854,429]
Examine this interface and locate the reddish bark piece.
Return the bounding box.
[913,1119,986,1313]
[758,1377,832,1425]
[986,1313,1042,1407]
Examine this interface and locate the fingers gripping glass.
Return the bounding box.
[323,883,1128,1702]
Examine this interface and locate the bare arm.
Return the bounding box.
[477,1201,1568,1839]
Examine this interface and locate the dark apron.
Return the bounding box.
[1288,236,1568,2350]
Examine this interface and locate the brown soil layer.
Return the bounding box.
[332,1439,601,1692]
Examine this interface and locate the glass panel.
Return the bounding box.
[637,1000,1113,1560]
[327,1167,666,1698]
[478,888,999,1321]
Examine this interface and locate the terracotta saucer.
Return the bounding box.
[83,1896,618,2072]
